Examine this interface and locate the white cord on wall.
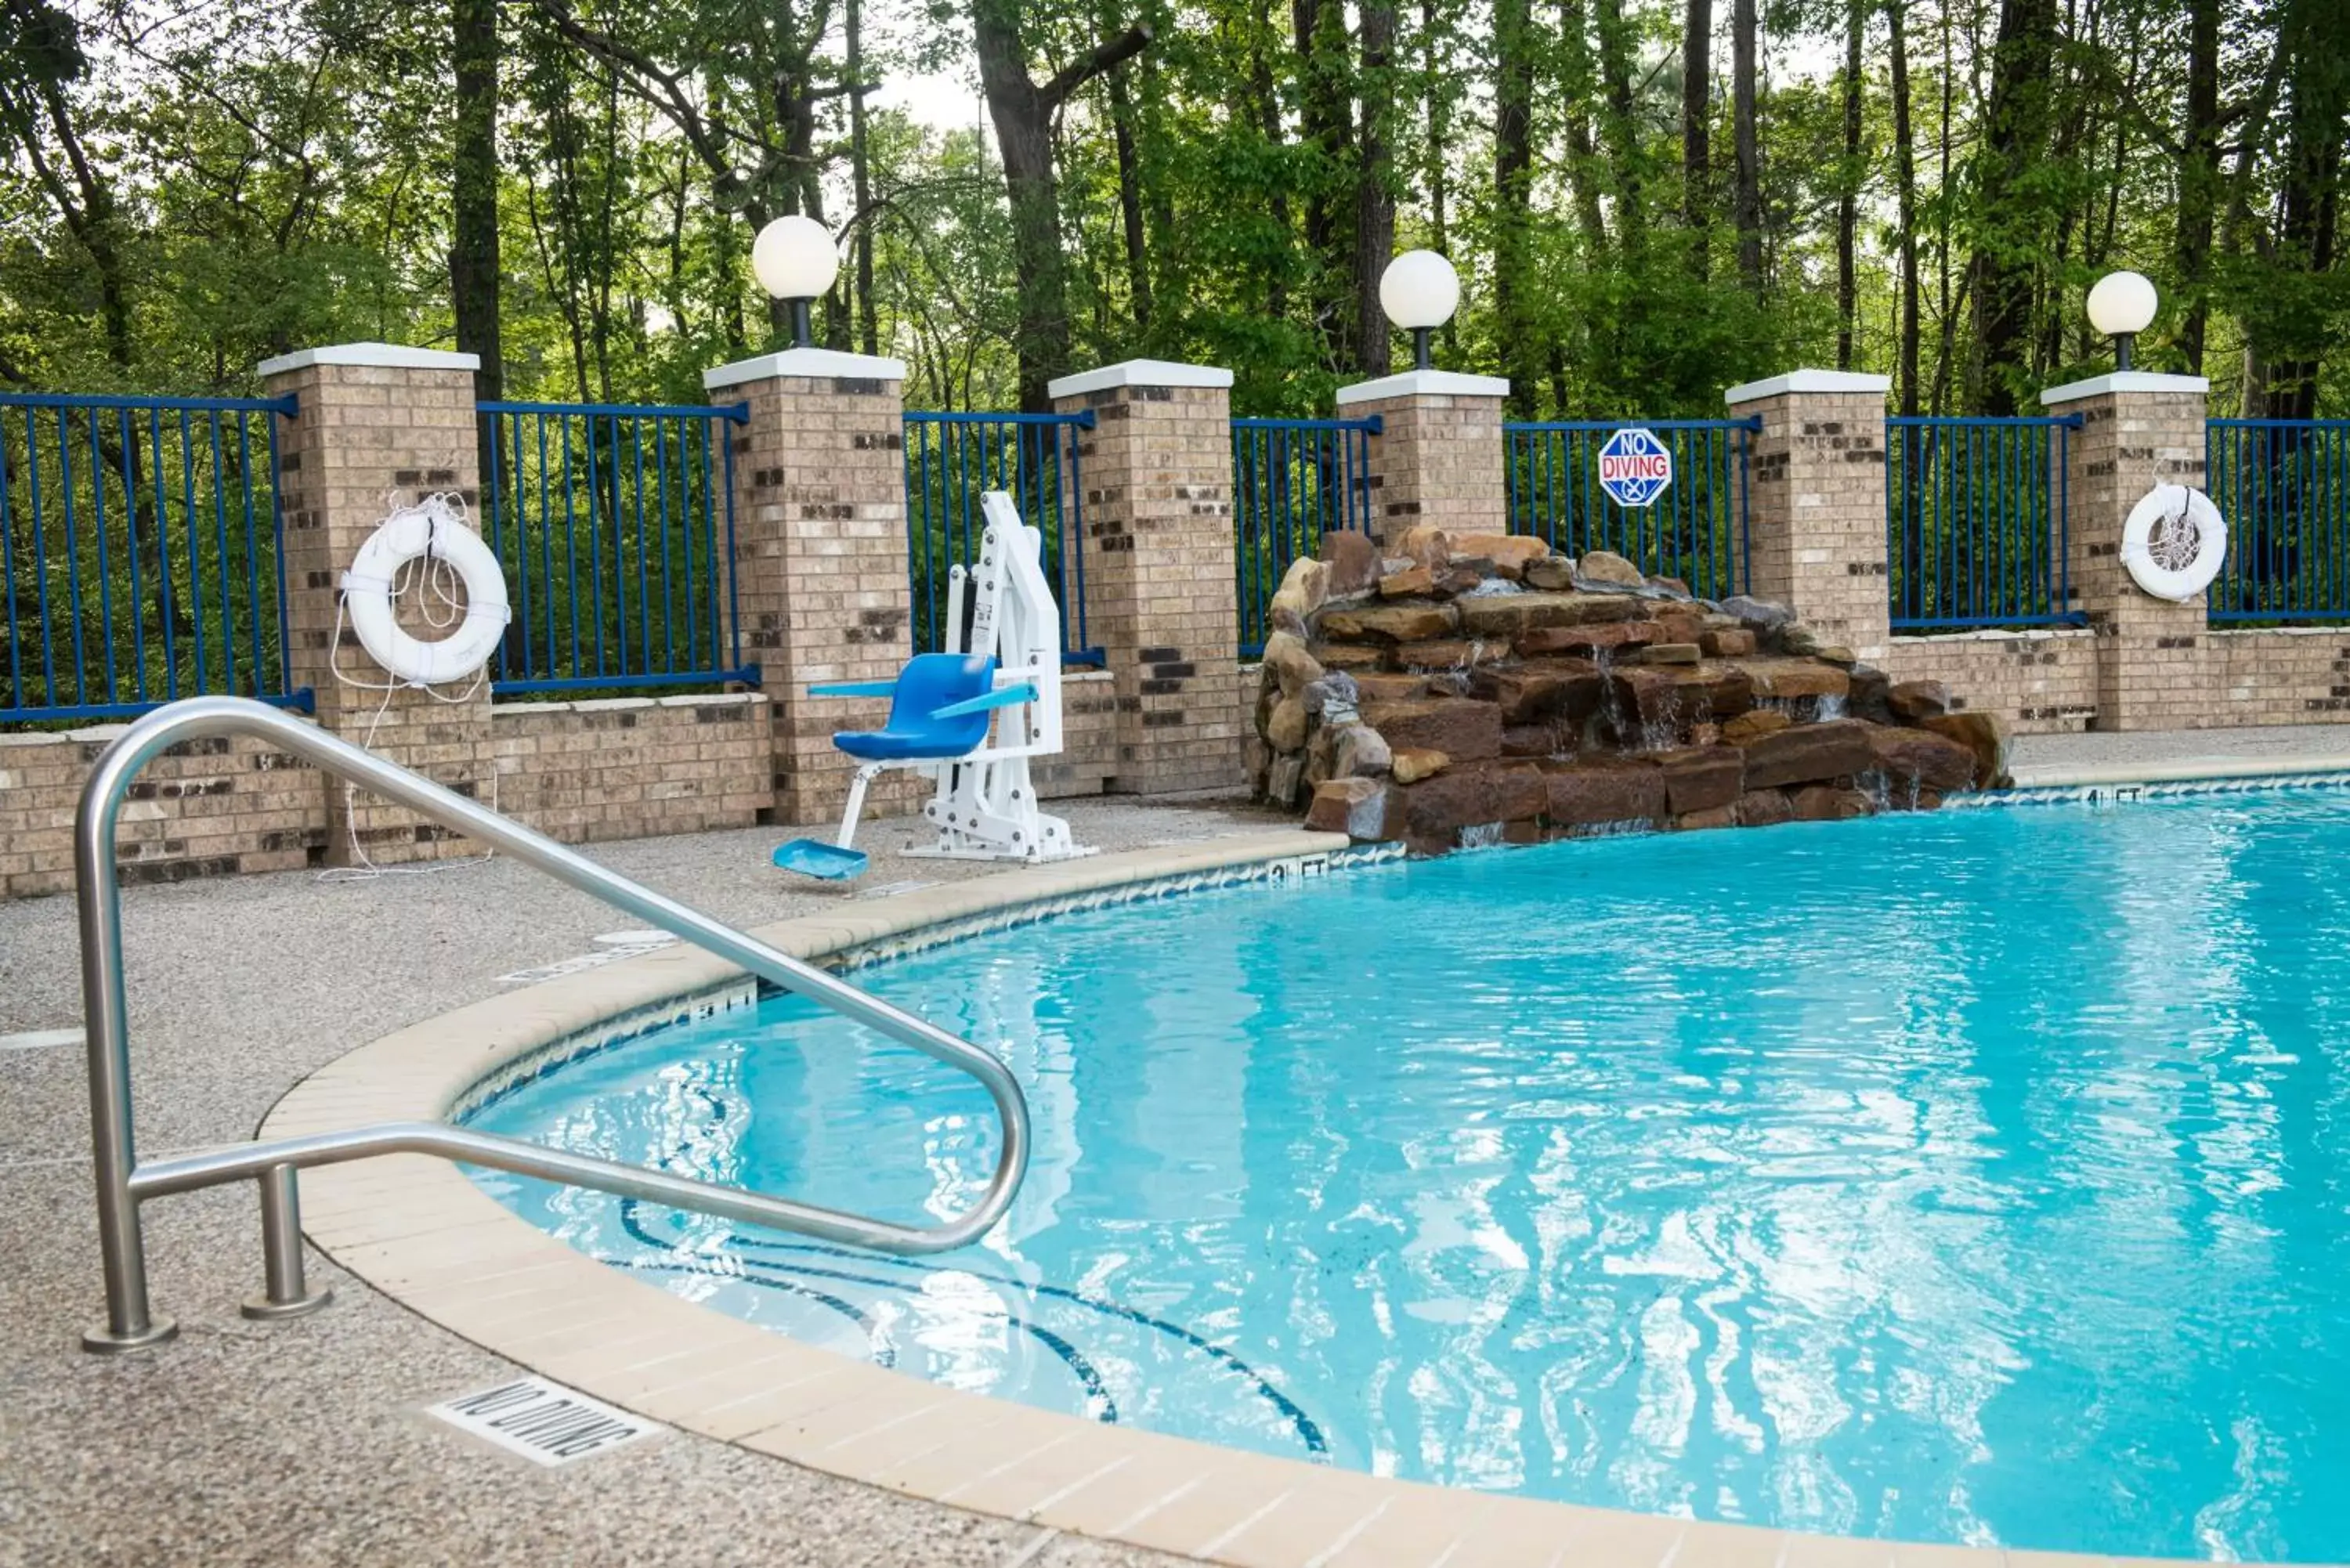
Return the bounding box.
[317,491,500,882]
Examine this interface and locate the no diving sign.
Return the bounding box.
[1597,428,1673,508]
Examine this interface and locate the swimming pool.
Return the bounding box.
[465,789,2350,1562]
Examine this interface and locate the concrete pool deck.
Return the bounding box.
[1,797,1279,1568]
[5,728,2350,1566]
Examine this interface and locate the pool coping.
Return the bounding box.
[264,818,2319,1568]
[2007,753,2350,791]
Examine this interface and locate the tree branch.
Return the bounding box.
[524,0,772,222]
[1039,23,1154,113]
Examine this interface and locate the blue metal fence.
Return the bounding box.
[902,410,1097,663]
[1,392,306,724]
[2207,419,2350,624]
[1886,415,2081,630]
[1502,418,1757,601]
[1233,416,1380,656]
[477,401,753,695]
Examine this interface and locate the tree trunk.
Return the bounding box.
[975,31,1064,406]
[1556,0,1611,253]
[847,0,879,356]
[1294,0,1355,369]
[1965,0,2059,414]
[2169,0,2220,371]
[1888,0,1920,417]
[1732,0,1762,293]
[1682,0,1712,280]
[1107,63,1153,331]
[1249,38,1292,325]
[1421,0,1457,356]
[1835,0,1863,369]
[974,1,1153,408]
[1596,0,1647,257]
[2261,5,2347,421]
[1354,0,1397,375]
[451,0,504,403]
[1493,0,1538,410]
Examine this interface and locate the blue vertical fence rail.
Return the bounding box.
[902,410,1098,663]
[2207,419,2350,624]
[1502,419,1758,601]
[476,401,754,695]
[1232,416,1380,656]
[1885,415,2081,630]
[0,392,306,724]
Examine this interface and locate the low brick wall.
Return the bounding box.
[490,694,772,843]
[1032,670,1119,800]
[1029,666,1246,800]
[1,730,327,901]
[1875,625,2350,734]
[2207,629,2350,724]
[0,695,774,901]
[1876,630,2101,734]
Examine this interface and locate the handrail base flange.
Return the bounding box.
[240,1287,334,1323]
[83,1319,179,1353]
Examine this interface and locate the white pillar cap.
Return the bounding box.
[256,342,480,377]
[703,347,907,390]
[1723,370,1891,405]
[2039,371,2210,406]
[1334,370,1509,406]
[1046,359,1235,399]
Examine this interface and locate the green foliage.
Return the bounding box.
[0,0,2342,417]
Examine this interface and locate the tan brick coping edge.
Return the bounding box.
[262,829,2139,1568]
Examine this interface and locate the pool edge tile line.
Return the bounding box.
[1958,768,2350,811]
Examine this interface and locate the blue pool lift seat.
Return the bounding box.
[830,653,1003,761]
[772,651,1040,880]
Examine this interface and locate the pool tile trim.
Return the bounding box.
[1954,768,2350,811]
[264,826,2253,1568]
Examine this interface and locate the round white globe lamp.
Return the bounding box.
[1379,250,1461,370]
[751,216,841,349]
[2085,271,2158,372]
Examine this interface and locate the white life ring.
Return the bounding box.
[2120,485,2226,603]
[339,497,510,685]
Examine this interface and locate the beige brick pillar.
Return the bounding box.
[1335,370,1510,548]
[706,347,915,826]
[1725,370,1893,661]
[1049,359,1246,795]
[2041,370,2214,730]
[260,343,494,866]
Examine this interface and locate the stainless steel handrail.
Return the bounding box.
[78,695,1031,1352]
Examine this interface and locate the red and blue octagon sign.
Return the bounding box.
[1597,427,1674,508]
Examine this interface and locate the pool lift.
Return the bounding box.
[772,490,1096,880]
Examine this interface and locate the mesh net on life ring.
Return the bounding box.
[2146,502,2205,573]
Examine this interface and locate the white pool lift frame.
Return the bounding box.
[781,491,1097,877]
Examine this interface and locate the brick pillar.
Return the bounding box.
[1049,359,1245,795]
[1725,370,1893,661]
[261,343,495,866]
[1334,370,1510,548]
[2041,370,2213,730]
[706,346,914,826]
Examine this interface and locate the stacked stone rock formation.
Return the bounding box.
[1253,527,2010,854]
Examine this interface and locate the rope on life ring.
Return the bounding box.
[2120,484,2226,604]
[338,495,510,685]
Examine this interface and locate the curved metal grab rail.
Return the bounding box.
[78,695,1031,1351]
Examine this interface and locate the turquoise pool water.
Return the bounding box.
[467,790,2350,1561]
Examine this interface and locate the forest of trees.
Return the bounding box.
[1,0,2344,421]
